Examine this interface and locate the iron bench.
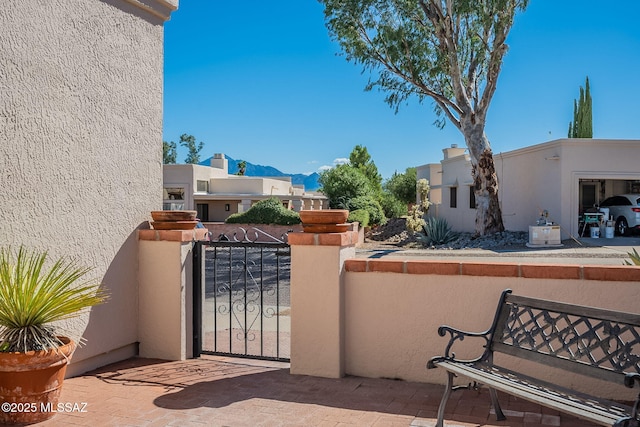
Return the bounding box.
[427,289,640,427]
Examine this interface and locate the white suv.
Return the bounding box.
[599,194,640,236]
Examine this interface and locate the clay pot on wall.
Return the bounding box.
[150,210,198,230]
[299,209,350,233]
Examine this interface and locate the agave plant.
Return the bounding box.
[417,217,459,246]
[624,248,640,266]
[0,246,107,353]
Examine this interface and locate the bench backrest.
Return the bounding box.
[490,291,640,384]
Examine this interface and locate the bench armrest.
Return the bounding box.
[427,325,491,369]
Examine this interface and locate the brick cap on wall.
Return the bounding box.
[138,228,209,242]
[288,231,359,247]
[345,259,640,282]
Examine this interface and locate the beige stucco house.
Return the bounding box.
[1,0,177,375]
[164,154,327,222]
[418,139,640,238]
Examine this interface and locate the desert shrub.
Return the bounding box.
[347,209,370,228]
[348,195,386,226]
[416,217,458,246]
[319,164,373,208]
[225,197,301,225]
[380,193,407,219]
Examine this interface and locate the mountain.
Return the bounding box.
[199,155,321,191]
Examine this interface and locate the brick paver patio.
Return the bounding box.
[29,356,598,427]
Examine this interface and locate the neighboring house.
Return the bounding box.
[1,0,177,375]
[164,154,328,222]
[417,139,640,238]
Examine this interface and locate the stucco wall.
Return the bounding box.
[290,233,640,400]
[210,176,294,195]
[342,259,640,400]
[0,0,175,375]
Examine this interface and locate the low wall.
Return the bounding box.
[342,259,640,399]
[288,231,640,400]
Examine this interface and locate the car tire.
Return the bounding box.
[616,217,629,236]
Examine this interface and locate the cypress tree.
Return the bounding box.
[568,77,593,138]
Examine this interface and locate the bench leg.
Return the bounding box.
[435,371,454,427]
[489,387,506,421]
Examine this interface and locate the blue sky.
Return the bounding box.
[163,1,640,180]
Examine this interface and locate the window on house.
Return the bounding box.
[196,180,209,192]
[163,187,184,200]
[163,202,185,210]
[450,187,457,208]
[469,187,476,209]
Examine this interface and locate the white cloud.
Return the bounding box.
[317,158,349,173]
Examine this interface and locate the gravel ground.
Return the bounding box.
[364,218,597,252]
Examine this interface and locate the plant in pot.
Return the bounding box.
[0,246,107,424]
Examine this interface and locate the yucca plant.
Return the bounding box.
[624,248,640,266]
[0,246,107,353]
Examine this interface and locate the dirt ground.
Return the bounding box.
[363,217,585,251]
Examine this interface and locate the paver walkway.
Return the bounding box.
[26,356,599,427]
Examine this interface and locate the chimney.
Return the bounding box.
[442,144,466,160]
[210,153,228,172]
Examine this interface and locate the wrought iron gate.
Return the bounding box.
[193,228,290,361]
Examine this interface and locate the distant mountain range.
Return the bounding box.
[199,155,321,191]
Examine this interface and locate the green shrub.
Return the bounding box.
[348,195,386,226]
[225,197,301,225]
[380,193,407,219]
[417,217,458,246]
[348,209,370,228]
[319,164,373,208]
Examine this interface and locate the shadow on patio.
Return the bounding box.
[34,356,597,427]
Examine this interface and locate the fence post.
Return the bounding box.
[138,229,208,360]
[288,231,358,378]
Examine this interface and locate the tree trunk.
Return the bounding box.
[462,122,505,236]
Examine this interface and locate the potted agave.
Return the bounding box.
[0,246,107,424]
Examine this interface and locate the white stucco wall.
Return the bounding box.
[498,139,640,235]
[423,139,640,235]
[210,176,294,195]
[0,0,176,375]
[438,154,476,232]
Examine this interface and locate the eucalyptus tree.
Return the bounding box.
[320,0,529,235]
[179,133,204,164]
[162,140,177,164]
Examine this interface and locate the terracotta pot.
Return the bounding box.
[302,224,350,233]
[151,220,198,230]
[150,210,197,222]
[0,337,76,424]
[299,209,349,225]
